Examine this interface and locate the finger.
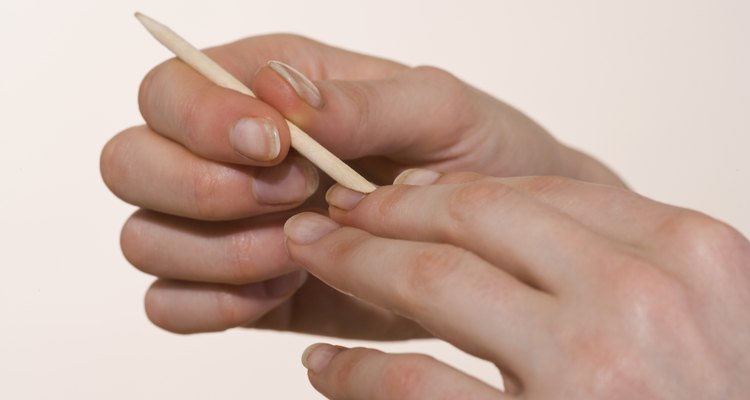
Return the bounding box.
[284,212,550,369]
[144,274,306,334]
[326,173,616,292]
[252,63,495,164]
[138,35,405,165]
[139,58,292,165]
[301,344,506,400]
[120,209,296,284]
[488,177,740,274]
[392,171,687,253]
[250,277,429,341]
[145,275,427,338]
[101,126,318,220]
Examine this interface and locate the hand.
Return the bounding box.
[100,34,623,335]
[284,170,750,399]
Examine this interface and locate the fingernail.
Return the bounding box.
[230,117,281,161]
[284,213,339,245]
[267,60,324,109]
[393,168,442,185]
[301,343,346,373]
[325,184,366,211]
[252,158,319,205]
[264,270,308,297]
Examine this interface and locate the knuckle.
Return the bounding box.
[374,186,410,218]
[99,129,131,194]
[699,222,750,274]
[143,282,174,332]
[409,65,475,123]
[119,211,149,271]
[212,288,249,329]
[378,355,432,399]
[657,210,750,266]
[397,245,465,310]
[447,180,513,225]
[178,89,206,150]
[138,59,181,123]
[656,211,714,248]
[325,229,371,264]
[187,162,225,220]
[138,58,204,149]
[608,255,690,329]
[328,347,371,389]
[339,81,374,151]
[411,65,465,97]
[225,230,258,282]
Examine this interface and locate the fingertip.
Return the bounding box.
[283,212,339,245]
[325,184,366,211]
[251,157,319,206]
[301,343,346,373]
[229,117,281,162]
[227,109,293,167]
[137,56,294,167]
[393,168,442,185]
[266,60,324,109]
[262,110,294,166]
[252,63,319,124]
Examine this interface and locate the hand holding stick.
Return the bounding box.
[134,12,377,193]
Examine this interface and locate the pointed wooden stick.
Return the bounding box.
[134,12,377,193]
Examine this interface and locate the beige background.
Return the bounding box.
[1,0,748,398]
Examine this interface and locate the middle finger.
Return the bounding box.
[284,212,552,372]
[101,126,319,220]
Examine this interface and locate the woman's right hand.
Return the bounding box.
[100,33,623,337]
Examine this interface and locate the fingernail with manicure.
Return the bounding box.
[230,117,281,161]
[267,60,324,108]
[301,343,345,373]
[393,168,442,186]
[326,185,365,211]
[252,158,319,205]
[284,213,339,245]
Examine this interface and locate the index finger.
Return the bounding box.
[138,34,405,166]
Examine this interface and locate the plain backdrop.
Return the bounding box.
[1,0,748,398]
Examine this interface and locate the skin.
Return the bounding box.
[288,173,750,399]
[100,34,750,398]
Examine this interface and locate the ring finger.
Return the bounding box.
[121,209,299,284]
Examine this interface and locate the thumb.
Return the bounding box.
[251,60,484,162]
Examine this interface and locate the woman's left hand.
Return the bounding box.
[284,169,750,399]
